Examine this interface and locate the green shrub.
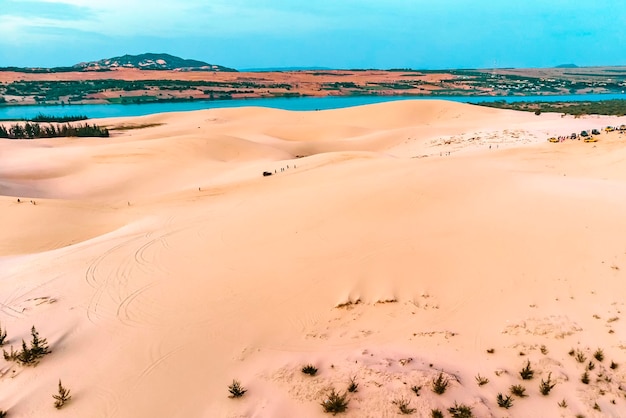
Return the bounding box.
[448,402,473,418]
[228,380,247,398]
[393,397,416,414]
[539,373,556,395]
[347,376,358,393]
[431,373,449,394]
[321,388,348,414]
[509,384,527,397]
[519,360,534,380]
[52,380,71,409]
[496,393,513,408]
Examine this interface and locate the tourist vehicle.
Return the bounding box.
[592,129,601,135]
[620,125,626,132]
[580,130,589,137]
[605,126,615,132]
[570,133,577,139]
[584,136,598,143]
[548,137,559,143]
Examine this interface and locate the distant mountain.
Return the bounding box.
[74,53,237,72]
[555,64,579,68]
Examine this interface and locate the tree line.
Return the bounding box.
[0,122,109,139]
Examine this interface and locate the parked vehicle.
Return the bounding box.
[580,130,589,137]
[592,129,601,135]
[584,136,598,143]
[570,133,577,139]
[605,126,615,132]
[548,137,559,143]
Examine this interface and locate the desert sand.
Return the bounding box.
[1,100,626,417]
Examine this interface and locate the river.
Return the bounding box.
[1,93,625,120]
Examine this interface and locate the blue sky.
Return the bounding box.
[1,0,624,70]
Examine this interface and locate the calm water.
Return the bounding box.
[1,93,625,120]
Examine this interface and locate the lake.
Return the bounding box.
[1,93,625,120]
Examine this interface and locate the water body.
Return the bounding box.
[1,93,625,120]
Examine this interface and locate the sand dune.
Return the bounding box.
[1,101,626,417]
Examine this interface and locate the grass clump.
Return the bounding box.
[610,361,618,370]
[393,397,416,415]
[586,361,595,371]
[448,402,473,418]
[0,411,6,417]
[0,323,7,345]
[519,360,534,380]
[540,345,548,355]
[539,372,556,395]
[575,350,586,363]
[558,399,568,408]
[431,409,444,418]
[228,380,247,398]
[496,393,514,409]
[593,348,604,362]
[581,371,590,384]
[486,348,495,354]
[321,388,348,414]
[475,374,489,386]
[302,364,318,376]
[52,380,71,409]
[347,376,358,393]
[431,372,449,394]
[410,385,421,396]
[509,384,527,397]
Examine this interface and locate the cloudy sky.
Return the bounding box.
[1,0,624,70]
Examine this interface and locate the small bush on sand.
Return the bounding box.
[52,380,71,409]
[581,372,590,384]
[586,361,595,371]
[321,388,348,414]
[347,376,358,393]
[539,373,556,395]
[410,385,421,396]
[431,409,444,418]
[393,397,416,415]
[3,346,18,362]
[558,399,568,408]
[228,380,247,398]
[496,393,513,409]
[509,384,527,397]
[0,410,7,417]
[448,402,473,418]
[432,373,449,394]
[0,323,7,345]
[519,360,534,380]
[575,350,586,363]
[302,364,318,376]
[610,361,618,370]
[594,349,604,362]
[475,374,489,386]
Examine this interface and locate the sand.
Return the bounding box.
[1,100,626,417]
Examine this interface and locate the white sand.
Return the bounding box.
[1,100,626,417]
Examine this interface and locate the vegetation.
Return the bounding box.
[53,380,71,409]
[31,113,88,123]
[0,122,109,139]
[575,350,586,363]
[0,323,6,345]
[519,360,534,380]
[475,374,489,386]
[539,373,556,395]
[448,402,473,418]
[610,361,618,369]
[321,388,348,414]
[510,384,527,397]
[431,373,449,394]
[431,409,444,418]
[593,349,604,362]
[496,393,514,409]
[227,380,247,398]
[581,372,590,384]
[475,99,626,116]
[558,399,568,408]
[301,364,318,376]
[392,397,416,415]
[347,376,358,393]
[0,410,6,417]
[410,385,421,396]
[4,326,51,366]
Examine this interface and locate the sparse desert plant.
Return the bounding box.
[558,399,568,408]
[496,393,514,409]
[586,361,595,371]
[52,380,71,409]
[594,349,604,362]
[410,385,421,396]
[228,380,247,398]
[509,384,527,397]
[593,403,601,411]
[431,373,449,394]
[610,361,618,370]
[431,409,444,418]
[448,402,473,418]
[568,348,575,356]
[575,350,586,363]
[539,373,556,395]
[0,323,7,346]
[486,348,495,354]
[321,388,348,414]
[16,340,35,365]
[519,360,534,380]
[475,374,489,386]
[347,376,358,393]
[302,364,318,376]
[15,326,50,365]
[393,397,416,415]
[3,346,18,362]
[575,415,586,418]
[581,371,590,384]
[540,345,548,355]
